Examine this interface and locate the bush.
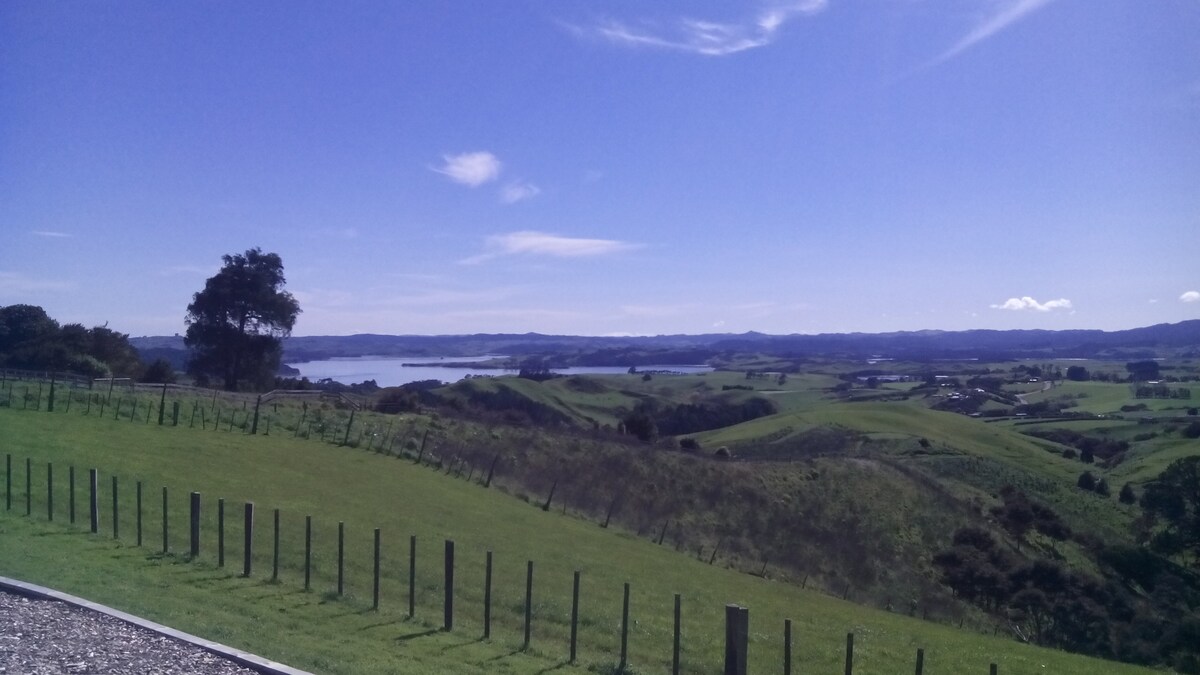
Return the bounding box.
[714,446,731,459]
[678,437,700,452]
[1077,472,1097,491]
[1183,421,1200,439]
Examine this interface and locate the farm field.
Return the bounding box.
[0,404,1161,675]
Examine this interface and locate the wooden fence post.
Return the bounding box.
[218,498,225,567]
[337,521,345,595]
[990,665,997,675]
[251,395,262,435]
[444,539,455,630]
[523,560,534,650]
[569,571,580,664]
[724,604,748,675]
[158,384,167,425]
[89,469,98,534]
[243,502,254,577]
[272,508,280,582]
[162,487,169,553]
[68,466,75,524]
[785,619,793,675]
[172,401,180,426]
[46,462,53,521]
[5,454,10,511]
[136,481,143,546]
[190,492,201,558]
[111,476,119,539]
[845,632,855,675]
[483,550,493,638]
[673,594,682,675]
[304,515,312,590]
[915,647,924,675]
[620,582,631,671]
[373,528,381,610]
[25,458,31,516]
[408,535,416,619]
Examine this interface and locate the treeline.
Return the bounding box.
[935,478,1200,672]
[0,304,144,378]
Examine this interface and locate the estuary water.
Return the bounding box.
[284,355,713,387]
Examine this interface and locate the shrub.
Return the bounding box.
[714,446,731,459]
[1077,472,1097,491]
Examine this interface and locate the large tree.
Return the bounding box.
[184,248,300,391]
[1139,456,1200,564]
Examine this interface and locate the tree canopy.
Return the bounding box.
[184,248,300,391]
[0,304,142,377]
[1139,456,1200,563]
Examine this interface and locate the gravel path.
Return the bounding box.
[0,590,262,675]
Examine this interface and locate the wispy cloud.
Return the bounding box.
[934,0,1056,64]
[0,271,75,297]
[432,151,502,187]
[158,265,211,277]
[31,230,71,238]
[990,296,1072,312]
[459,231,640,265]
[1181,291,1200,303]
[574,1,828,57]
[501,181,541,204]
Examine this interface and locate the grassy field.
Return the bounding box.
[0,404,1161,675]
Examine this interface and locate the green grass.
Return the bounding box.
[0,405,1159,675]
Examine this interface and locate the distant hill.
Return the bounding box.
[130,319,1200,365]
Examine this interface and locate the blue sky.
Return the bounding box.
[2,1,1198,337]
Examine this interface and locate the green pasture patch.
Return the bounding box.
[0,405,1159,675]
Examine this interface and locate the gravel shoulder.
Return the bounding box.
[0,588,282,675]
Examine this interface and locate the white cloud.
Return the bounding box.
[934,0,1056,64]
[578,1,828,57]
[501,181,541,204]
[31,230,71,238]
[1181,291,1200,303]
[0,271,75,297]
[432,151,502,187]
[158,265,211,276]
[459,231,640,265]
[990,296,1073,312]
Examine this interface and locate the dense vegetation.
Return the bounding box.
[0,304,143,378]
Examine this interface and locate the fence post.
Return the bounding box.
[111,476,119,539]
[483,550,493,639]
[337,521,345,596]
[46,463,53,521]
[845,632,854,675]
[5,454,10,511]
[158,383,167,425]
[172,401,180,426]
[523,560,533,650]
[620,582,631,671]
[89,469,98,534]
[190,492,201,558]
[569,571,580,664]
[136,482,143,546]
[915,647,924,675]
[408,535,416,619]
[724,604,749,675]
[304,515,312,590]
[373,528,381,610]
[782,614,792,672]
[272,508,280,581]
[990,665,997,675]
[673,594,682,675]
[243,502,254,577]
[444,539,455,630]
[218,498,225,567]
[251,395,262,435]
[162,487,169,554]
[68,466,75,523]
[25,458,31,516]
